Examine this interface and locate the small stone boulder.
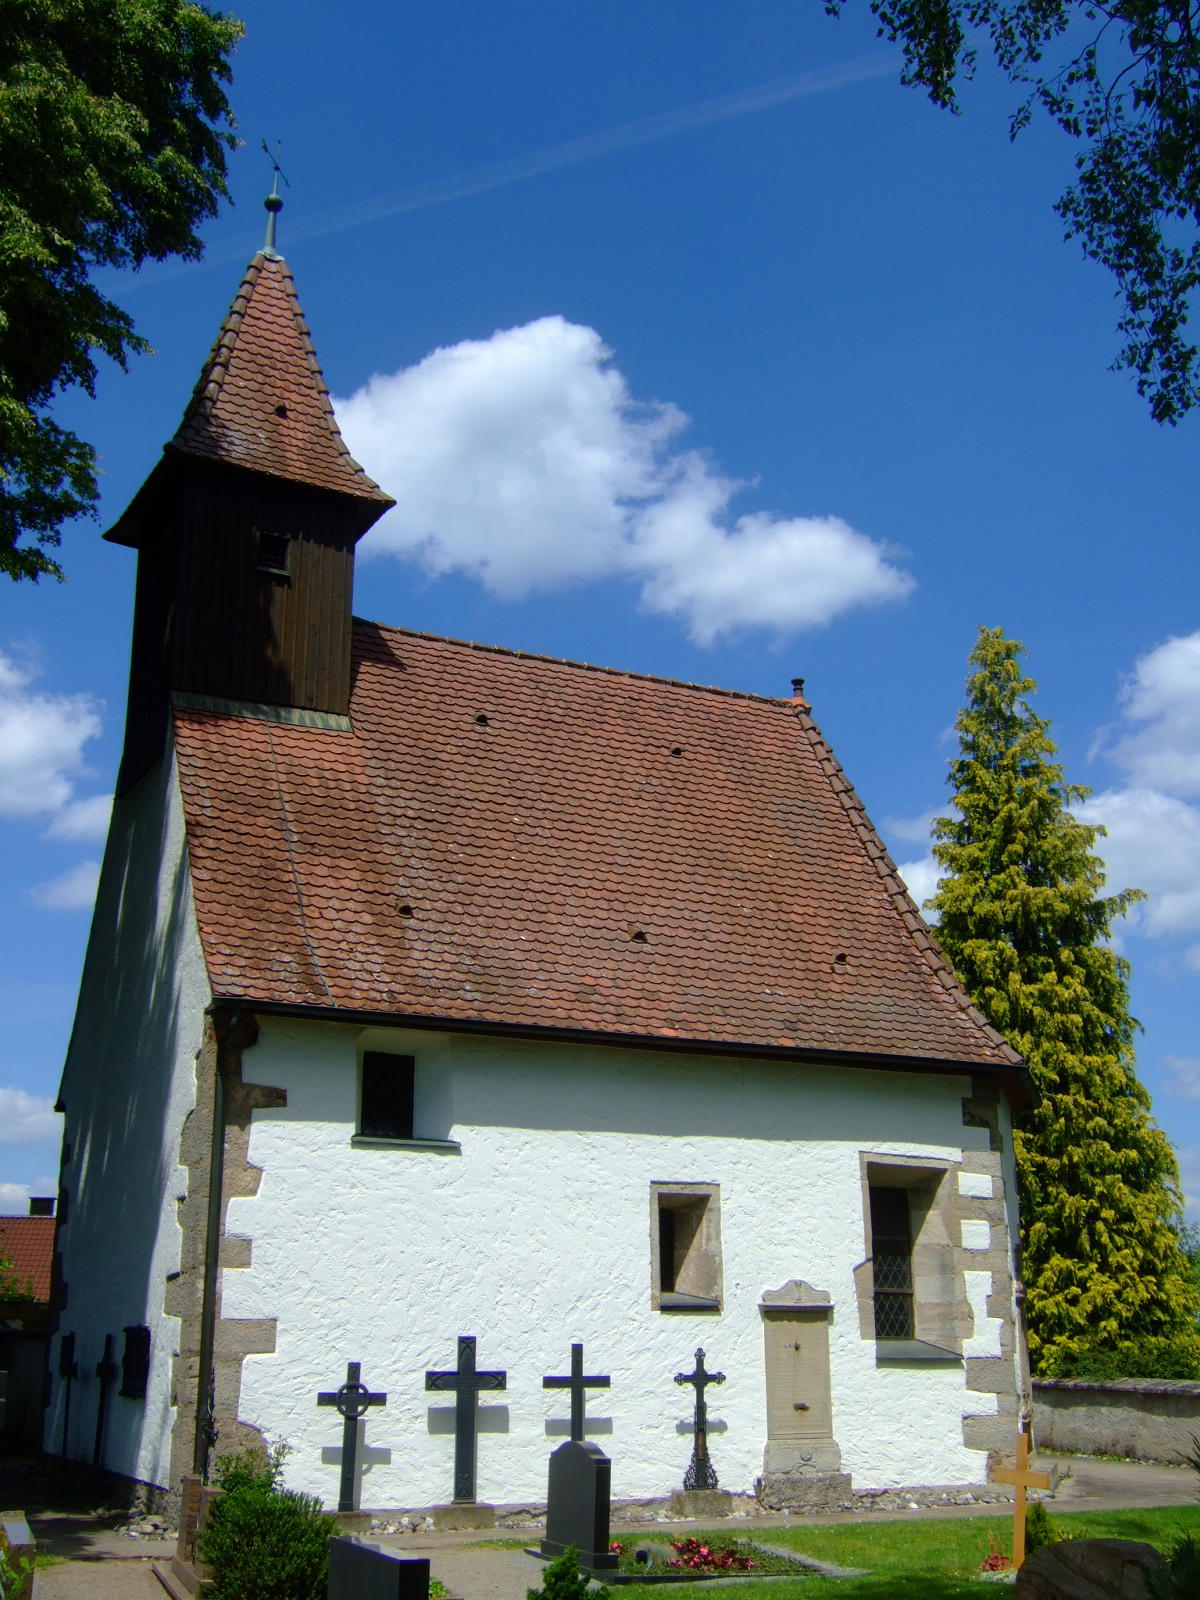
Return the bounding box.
[1014,1538,1165,1599]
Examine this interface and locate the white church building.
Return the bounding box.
[47,226,1031,1516]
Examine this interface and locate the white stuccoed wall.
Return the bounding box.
[227,1018,1014,1507]
[47,744,210,1487]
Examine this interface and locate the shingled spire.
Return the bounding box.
[108,227,394,791]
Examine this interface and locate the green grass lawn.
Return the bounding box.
[606,1505,1200,1598]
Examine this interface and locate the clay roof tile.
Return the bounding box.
[172,623,1023,1080]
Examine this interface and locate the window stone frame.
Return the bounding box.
[649,1181,723,1312]
[853,1153,971,1358]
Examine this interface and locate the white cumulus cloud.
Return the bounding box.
[1164,1058,1200,1101]
[337,317,914,642]
[45,793,112,841]
[0,1177,58,1216]
[29,859,100,912]
[1081,788,1200,938]
[895,854,941,912]
[0,1088,61,1146]
[1109,632,1200,797]
[0,651,102,818]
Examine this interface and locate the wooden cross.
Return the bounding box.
[425,1335,507,1503]
[992,1421,1050,1568]
[674,1346,725,1491]
[317,1360,388,1512]
[543,1341,610,1441]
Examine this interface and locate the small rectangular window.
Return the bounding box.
[256,530,292,576]
[120,1325,151,1400]
[651,1183,722,1310]
[869,1186,915,1338]
[359,1053,415,1140]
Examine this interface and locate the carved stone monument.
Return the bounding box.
[757,1279,851,1512]
[540,1439,618,1576]
[326,1537,430,1600]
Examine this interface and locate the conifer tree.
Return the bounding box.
[929,626,1198,1376]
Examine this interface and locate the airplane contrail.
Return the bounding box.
[121,51,897,287]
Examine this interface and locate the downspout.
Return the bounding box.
[193,1005,257,1478]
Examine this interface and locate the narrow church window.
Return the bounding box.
[651,1183,722,1310]
[120,1325,151,1400]
[869,1185,915,1339]
[359,1053,415,1140]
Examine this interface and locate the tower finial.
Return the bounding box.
[261,139,290,256]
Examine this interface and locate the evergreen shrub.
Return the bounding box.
[1050,1336,1200,1382]
[1024,1501,1059,1553]
[197,1445,336,1600]
[527,1546,610,1600]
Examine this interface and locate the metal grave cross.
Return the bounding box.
[425,1335,507,1503]
[317,1361,388,1513]
[57,1332,78,1471]
[992,1421,1051,1569]
[542,1342,611,1442]
[674,1346,725,1491]
[93,1333,119,1469]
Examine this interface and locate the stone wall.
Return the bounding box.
[1033,1378,1200,1464]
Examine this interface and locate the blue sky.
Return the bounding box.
[2,0,1198,1216]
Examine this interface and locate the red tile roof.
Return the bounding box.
[165,252,393,506]
[0,1215,55,1303]
[172,622,1021,1076]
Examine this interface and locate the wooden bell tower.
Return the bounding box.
[106,234,394,791]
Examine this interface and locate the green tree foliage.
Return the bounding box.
[823,0,1200,423]
[0,1247,34,1302]
[0,0,242,581]
[928,626,1199,1375]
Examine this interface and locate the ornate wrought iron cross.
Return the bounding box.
[542,1341,610,1442]
[317,1360,388,1512]
[674,1346,725,1491]
[425,1335,507,1503]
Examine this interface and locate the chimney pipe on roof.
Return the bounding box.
[29,1196,55,1217]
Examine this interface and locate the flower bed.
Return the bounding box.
[608,1537,808,1579]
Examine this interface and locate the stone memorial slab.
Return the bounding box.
[327,1536,430,1600]
[540,1439,618,1574]
[0,1514,34,1600]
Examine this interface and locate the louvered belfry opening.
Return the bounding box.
[869,1185,915,1339]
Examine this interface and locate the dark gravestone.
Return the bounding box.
[326,1537,430,1600]
[540,1440,617,1574]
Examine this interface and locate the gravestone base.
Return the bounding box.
[756,1471,853,1513]
[667,1489,733,1518]
[431,1502,496,1531]
[327,1537,431,1599]
[334,1511,373,1534]
[0,1514,35,1600]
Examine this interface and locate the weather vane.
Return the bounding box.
[261,138,291,254]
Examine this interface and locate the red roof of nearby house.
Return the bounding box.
[138,251,392,512]
[172,620,1021,1076]
[0,1215,55,1303]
